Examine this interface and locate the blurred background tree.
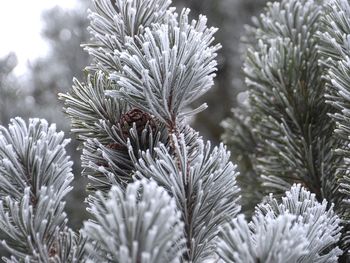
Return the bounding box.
[0,53,34,125]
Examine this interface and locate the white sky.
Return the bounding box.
[0,0,77,75]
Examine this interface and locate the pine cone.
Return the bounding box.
[119,108,156,138]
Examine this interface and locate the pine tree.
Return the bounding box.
[60,0,242,260]
[223,0,350,260]
[0,0,347,262]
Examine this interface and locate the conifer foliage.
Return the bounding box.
[0,0,349,262]
[84,179,185,262]
[223,0,350,260]
[60,0,242,261]
[0,118,85,262]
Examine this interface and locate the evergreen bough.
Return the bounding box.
[223,0,350,260]
[84,179,185,262]
[0,118,85,262]
[0,0,348,262]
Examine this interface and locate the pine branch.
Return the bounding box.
[243,0,337,197]
[62,0,238,261]
[318,0,350,252]
[83,179,185,262]
[0,118,85,262]
[60,72,168,192]
[218,213,309,263]
[222,0,350,257]
[131,131,241,262]
[217,184,342,263]
[85,0,174,73]
[258,184,342,262]
[108,8,220,125]
[223,0,347,220]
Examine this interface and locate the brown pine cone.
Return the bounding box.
[119,108,156,138]
[106,142,125,151]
